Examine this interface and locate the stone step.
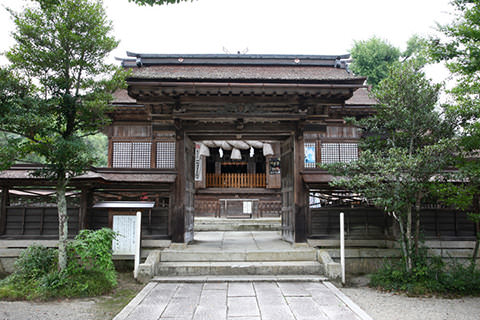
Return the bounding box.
[156,261,324,276]
[160,249,318,262]
[194,217,281,231]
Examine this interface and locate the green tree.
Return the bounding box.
[327,60,455,272]
[0,0,124,271]
[429,0,480,266]
[349,37,401,87]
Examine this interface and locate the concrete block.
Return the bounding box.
[318,250,341,280]
[0,257,16,273]
[136,250,161,283]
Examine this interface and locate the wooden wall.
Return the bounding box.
[86,207,169,239]
[3,207,79,238]
[309,207,477,240]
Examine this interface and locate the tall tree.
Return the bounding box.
[349,37,401,87]
[327,60,455,271]
[429,0,480,265]
[0,0,124,271]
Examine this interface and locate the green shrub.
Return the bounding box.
[370,252,480,296]
[14,245,57,280]
[0,228,118,300]
[68,228,118,287]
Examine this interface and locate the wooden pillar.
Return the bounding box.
[79,188,92,230]
[172,125,186,243]
[0,186,9,235]
[294,127,307,243]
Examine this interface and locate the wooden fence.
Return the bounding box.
[206,173,266,188]
[309,207,477,240]
[2,207,79,238]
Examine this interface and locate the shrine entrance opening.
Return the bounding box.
[189,135,301,244]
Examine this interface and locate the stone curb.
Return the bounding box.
[323,281,375,320]
[151,275,328,282]
[112,282,157,320]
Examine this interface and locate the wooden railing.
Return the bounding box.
[206,173,266,188]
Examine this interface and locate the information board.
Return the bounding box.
[112,215,137,255]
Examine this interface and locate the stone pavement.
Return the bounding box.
[190,231,295,251]
[113,279,372,320]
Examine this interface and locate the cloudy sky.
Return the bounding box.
[0,0,455,79]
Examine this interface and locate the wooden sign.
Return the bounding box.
[112,215,137,255]
[194,143,203,181]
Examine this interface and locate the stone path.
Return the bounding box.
[114,280,371,320]
[190,231,295,251]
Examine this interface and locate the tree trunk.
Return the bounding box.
[57,178,69,271]
[472,225,479,269]
[472,194,480,269]
[414,195,421,258]
[397,213,409,271]
[406,206,412,272]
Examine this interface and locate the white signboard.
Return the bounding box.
[243,201,252,214]
[112,215,137,255]
[194,143,203,181]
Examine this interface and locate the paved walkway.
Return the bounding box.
[189,231,294,251]
[114,279,372,320]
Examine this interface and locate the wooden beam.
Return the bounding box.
[172,124,186,243]
[0,187,8,235]
[79,188,91,230]
[294,127,307,243]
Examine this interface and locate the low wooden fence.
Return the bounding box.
[2,206,79,238]
[206,173,266,188]
[195,199,281,218]
[309,207,477,240]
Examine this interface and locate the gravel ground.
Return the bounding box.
[2,277,480,320]
[341,286,480,320]
[0,299,99,320]
[0,272,144,320]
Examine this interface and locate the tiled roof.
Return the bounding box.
[120,52,365,83]
[345,87,376,106]
[126,65,362,82]
[112,89,136,104]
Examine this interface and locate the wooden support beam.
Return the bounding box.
[0,187,8,235]
[294,128,307,243]
[172,125,186,243]
[79,188,91,231]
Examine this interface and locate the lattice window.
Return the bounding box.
[156,141,176,169]
[321,143,358,164]
[132,142,151,168]
[112,142,132,168]
[112,142,151,168]
[304,142,316,168]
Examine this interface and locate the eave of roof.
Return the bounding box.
[123,52,351,67]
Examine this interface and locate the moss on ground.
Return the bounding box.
[95,272,144,320]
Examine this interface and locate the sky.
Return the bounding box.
[0,0,455,80]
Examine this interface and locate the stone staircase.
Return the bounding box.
[155,231,324,276]
[194,217,281,232]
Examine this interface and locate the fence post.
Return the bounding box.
[340,211,345,285]
[134,211,142,279]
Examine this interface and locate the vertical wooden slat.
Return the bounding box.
[21,207,26,235]
[40,207,45,235]
[0,187,8,235]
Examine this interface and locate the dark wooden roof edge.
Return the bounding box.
[126,80,367,89]
[122,52,351,68]
[0,165,177,185]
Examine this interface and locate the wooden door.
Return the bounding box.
[183,135,195,243]
[281,136,295,243]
